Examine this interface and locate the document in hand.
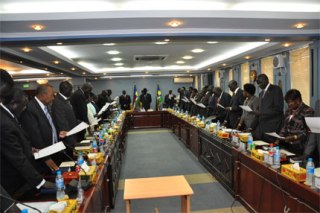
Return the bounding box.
[305,117,320,133]
[66,122,89,136]
[239,105,252,112]
[197,103,206,108]
[190,98,197,104]
[90,118,101,126]
[98,102,111,115]
[182,97,190,103]
[265,132,285,139]
[34,142,66,160]
[111,101,117,105]
[217,103,225,109]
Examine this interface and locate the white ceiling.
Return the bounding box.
[0,0,319,80]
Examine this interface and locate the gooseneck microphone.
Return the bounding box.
[0,193,41,213]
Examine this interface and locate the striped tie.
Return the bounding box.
[44,106,58,144]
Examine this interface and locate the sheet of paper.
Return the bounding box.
[90,118,101,126]
[66,122,89,136]
[182,97,190,103]
[60,161,75,167]
[265,132,285,139]
[111,100,117,105]
[17,201,56,213]
[197,103,206,108]
[190,98,197,104]
[281,149,296,157]
[98,102,111,115]
[305,117,320,133]
[34,142,66,160]
[217,103,225,109]
[253,140,269,146]
[240,105,252,112]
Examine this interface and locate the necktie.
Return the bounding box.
[262,89,266,98]
[44,106,58,144]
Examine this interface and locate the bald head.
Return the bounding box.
[36,84,55,106]
[228,80,238,92]
[256,74,269,90]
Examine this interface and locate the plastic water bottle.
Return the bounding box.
[273,146,281,169]
[76,177,84,204]
[186,111,188,116]
[92,140,98,153]
[247,133,253,152]
[76,152,84,172]
[306,158,315,187]
[56,170,66,201]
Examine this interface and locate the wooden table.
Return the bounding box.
[123,175,194,213]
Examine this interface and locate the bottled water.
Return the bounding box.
[76,177,84,204]
[247,133,253,152]
[306,158,315,187]
[216,120,220,134]
[56,170,66,201]
[92,140,98,153]
[273,146,280,169]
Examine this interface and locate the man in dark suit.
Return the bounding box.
[70,83,92,140]
[206,86,216,117]
[52,81,78,150]
[119,90,131,110]
[139,88,152,110]
[97,90,108,109]
[212,87,231,123]
[224,80,244,128]
[1,88,54,198]
[251,74,284,142]
[164,90,176,108]
[20,84,65,172]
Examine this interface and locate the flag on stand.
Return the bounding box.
[156,84,164,111]
[132,85,139,110]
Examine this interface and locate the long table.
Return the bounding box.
[127,111,320,212]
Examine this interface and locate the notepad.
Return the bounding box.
[240,105,252,112]
[217,104,225,109]
[34,142,66,160]
[197,103,206,108]
[190,98,197,104]
[265,132,285,139]
[66,122,89,136]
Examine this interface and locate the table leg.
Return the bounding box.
[181,195,190,213]
[126,200,131,213]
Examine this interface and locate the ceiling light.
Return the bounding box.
[60,72,63,75]
[164,39,170,42]
[107,50,120,55]
[31,24,45,31]
[19,61,23,64]
[103,43,115,46]
[176,61,185,64]
[44,68,48,70]
[109,77,112,80]
[282,43,291,47]
[21,47,32,52]
[56,42,63,45]
[186,70,190,73]
[294,23,307,29]
[189,74,192,77]
[114,63,123,66]
[37,79,48,84]
[94,77,98,80]
[46,74,50,76]
[192,49,204,53]
[207,68,211,70]
[111,57,122,62]
[207,41,218,44]
[182,56,193,60]
[244,56,251,60]
[155,41,168,45]
[222,63,227,66]
[145,71,149,74]
[166,19,183,27]
[82,72,86,75]
[265,38,271,42]
[53,60,60,64]
[71,67,76,71]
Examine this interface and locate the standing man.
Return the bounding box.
[164,90,176,108]
[212,87,231,123]
[52,81,78,150]
[70,83,93,141]
[20,84,66,172]
[224,80,245,128]
[251,74,284,142]
[139,88,152,111]
[119,90,131,110]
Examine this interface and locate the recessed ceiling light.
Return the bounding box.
[94,77,98,80]
[294,23,307,29]
[176,61,185,64]
[21,47,32,52]
[164,39,170,42]
[145,71,149,74]
[155,41,168,45]
[31,24,45,31]
[207,41,218,44]
[114,62,124,66]
[71,67,76,71]
[111,57,122,62]
[189,74,192,77]
[186,70,190,73]
[53,60,60,64]
[107,50,120,55]
[109,77,112,80]
[60,72,63,75]
[182,55,193,60]
[56,42,63,45]
[103,43,115,46]
[82,72,86,75]
[222,63,227,66]
[265,38,271,42]
[46,73,50,76]
[19,61,23,64]
[207,68,211,70]
[244,56,251,60]
[282,43,291,47]
[166,19,183,28]
[191,49,204,53]
[44,68,48,70]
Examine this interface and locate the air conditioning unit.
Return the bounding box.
[273,55,285,68]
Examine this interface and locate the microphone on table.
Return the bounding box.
[0,193,41,213]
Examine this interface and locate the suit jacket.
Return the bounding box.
[140,93,152,110]
[96,94,108,109]
[70,89,89,123]
[119,94,131,110]
[252,84,284,141]
[20,98,56,149]
[215,92,231,122]
[164,94,176,108]
[226,89,245,128]
[52,93,78,147]
[207,94,216,116]
[0,107,43,196]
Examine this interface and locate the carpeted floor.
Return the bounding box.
[112,128,247,213]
